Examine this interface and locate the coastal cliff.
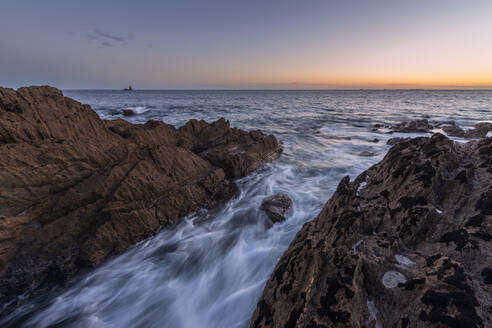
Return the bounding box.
[0,86,282,314]
[251,134,491,327]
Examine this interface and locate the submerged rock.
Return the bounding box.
[261,193,292,224]
[251,133,491,327]
[359,150,376,157]
[122,109,135,116]
[0,86,282,316]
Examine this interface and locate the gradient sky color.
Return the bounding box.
[1,0,492,89]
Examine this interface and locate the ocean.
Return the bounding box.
[3,89,492,327]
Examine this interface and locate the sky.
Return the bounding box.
[1,0,492,89]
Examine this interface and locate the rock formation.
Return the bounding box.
[387,137,412,145]
[251,134,491,327]
[384,118,492,139]
[0,86,282,315]
[122,109,135,116]
[261,194,292,224]
[391,119,434,133]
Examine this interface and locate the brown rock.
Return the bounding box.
[0,86,282,316]
[261,194,292,224]
[251,134,491,328]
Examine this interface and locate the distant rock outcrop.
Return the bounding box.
[251,134,491,327]
[383,118,492,139]
[0,86,282,315]
[261,193,292,224]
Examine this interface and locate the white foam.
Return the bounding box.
[366,299,382,328]
[356,181,367,196]
[382,271,406,288]
[395,255,415,267]
[350,240,363,255]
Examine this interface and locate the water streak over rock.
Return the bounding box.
[0,86,282,315]
[261,193,292,224]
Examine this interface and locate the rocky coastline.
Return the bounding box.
[251,133,492,327]
[0,86,282,315]
[1,87,491,327]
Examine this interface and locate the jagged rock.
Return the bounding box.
[441,124,465,137]
[387,137,412,145]
[122,109,135,116]
[0,86,282,316]
[251,134,491,328]
[391,119,434,133]
[466,122,492,138]
[386,119,492,140]
[261,194,292,224]
[436,121,492,139]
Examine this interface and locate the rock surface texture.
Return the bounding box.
[261,193,292,224]
[251,134,491,328]
[0,86,282,315]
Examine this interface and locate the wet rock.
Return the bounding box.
[261,193,292,223]
[122,109,135,116]
[251,133,491,327]
[387,119,492,140]
[391,119,434,133]
[0,86,282,316]
[370,138,380,143]
[466,122,492,138]
[438,121,465,138]
[359,150,376,157]
[387,137,412,145]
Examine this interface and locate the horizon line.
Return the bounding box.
[60,87,492,91]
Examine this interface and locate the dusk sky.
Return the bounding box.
[1,0,492,89]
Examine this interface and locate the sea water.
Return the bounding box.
[2,90,491,327]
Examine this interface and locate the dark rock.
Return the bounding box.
[388,119,492,140]
[482,268,492,284]
[391,119,433,133]
[261,194,292,223]
[122,109,135,116]
[370,138,380,143]
[387,137,412,145]
[439,122,465,138]
[0,86,282,316]
[359,151,376,157]
[465,122,492,139]
[251,134,491,328]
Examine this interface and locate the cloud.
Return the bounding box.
[86,29,132,47]
[101,41,115,48]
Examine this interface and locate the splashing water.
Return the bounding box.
[2,90,491,327]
